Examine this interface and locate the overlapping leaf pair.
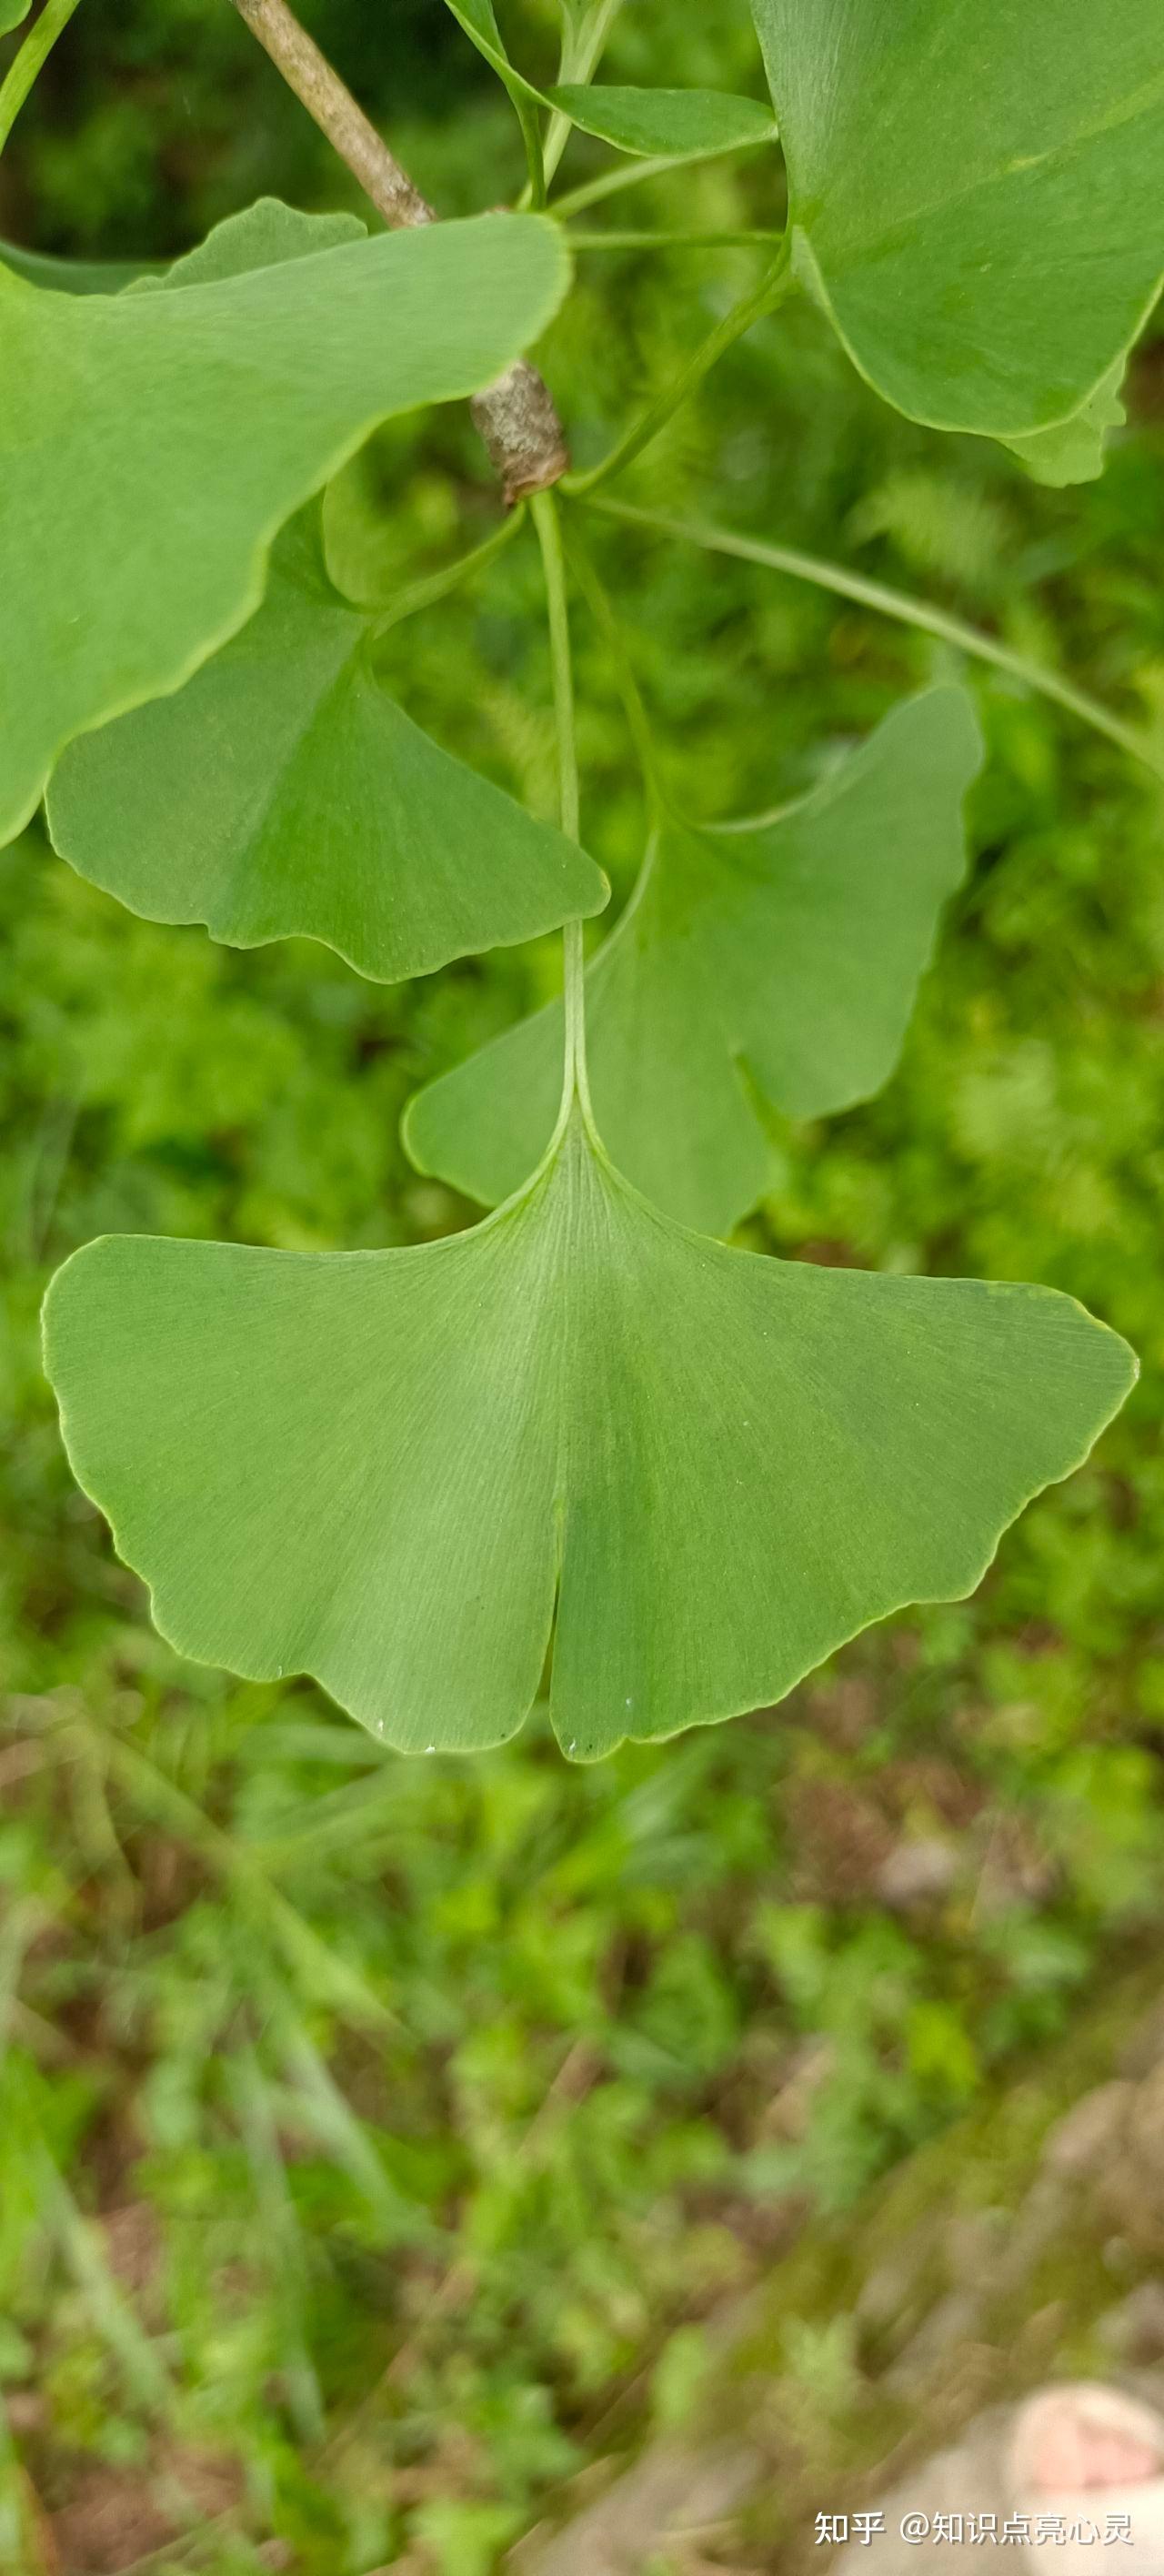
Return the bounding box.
[35,0,1153,1756]
[0,199,570,847]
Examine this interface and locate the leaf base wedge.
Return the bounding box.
[43,1112,1136,1762]
[404,687,982,1235]
[0,206,569,846]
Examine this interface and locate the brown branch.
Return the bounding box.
[227,0,434,226]
[226,0,568,502]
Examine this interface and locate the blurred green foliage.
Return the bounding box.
[2,2,1164,2569]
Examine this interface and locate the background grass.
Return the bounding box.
[2,3,1164,2569]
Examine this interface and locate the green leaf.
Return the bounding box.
[1,198,364,299]
[441,0,546,156]
[405,688,981,1234]
[0,201,569,847]
[45,508,607,982]
[544,85,777,159]
[442,6,776,166]
[1000,358,1128,489]
[0,0,31,30]
[42,1109,1134,1760]
[136,198,367,288]
[0,241,153,293]
[443,0,512,78]
[750,0,1164,464]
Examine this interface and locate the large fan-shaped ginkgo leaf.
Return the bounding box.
[750,0,1164,464]
[43,1106,1134,1762]
[0,206,568,846]
[46,508,607,981]
[405,687,981,1234]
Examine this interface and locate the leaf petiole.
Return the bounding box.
[0,0,81,153]
[567,226,786,251]
[520,102,547,208]
[538,0,626,197]
[564,240,793,498]
[550,132,776,221]
[531,488,596,1133]
[567,528,667,815]
[441,2,548,206]
[581,497,1164,782]
[366,505,527,649]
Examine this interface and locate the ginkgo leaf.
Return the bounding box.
[135,198,367,287]
[440,0,547,167]
[750,0,1164,465]
[0,204,569,848]
[544,85,777,159]
[442,4,775,164]
[441,0,526,88]
[0,241,153,292]
[44,198,603,985]
[405,687,981,1235]
[46,506,607,981]
[43,1105,1135,1761]
[0,200,363,304]
[1000,360,1128,490]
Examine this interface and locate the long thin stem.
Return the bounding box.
[531,489,593,1127]
[565,242,793,498]
[442,1,546,205]
[0,0,81,153]
[547,0,625,182]
[567,226,785,252]
[516,93,547,208]
[582,496,1164,782]
[367,508,525,649]
[533,495,580,846]
[551,136,774,221]
[567,531,665,812]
